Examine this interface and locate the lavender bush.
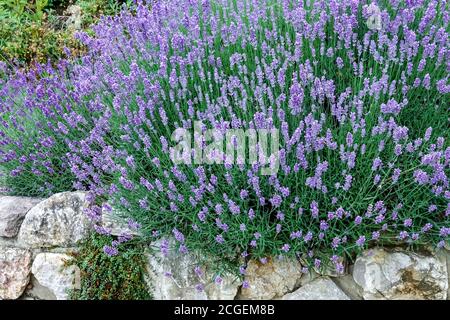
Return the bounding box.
[1,0,449,277]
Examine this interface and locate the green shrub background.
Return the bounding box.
[0,0,131,66]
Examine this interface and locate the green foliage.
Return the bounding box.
[0,0,128,66]
[77,0,133,26]
[69,233,152,300]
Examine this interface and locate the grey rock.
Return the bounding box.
[65,5,82,30]
[101,207,140,237]
[0,247,32,299]
[331,273,363,300]
[25,275,57,300]
[239,257,303,300]
[353,248,448,300]
[146,239,239,300]
[0,196,42,237]
[31,253,80,300]
[281,277,350,300]
[18,192,90,248]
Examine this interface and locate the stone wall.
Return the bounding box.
[0,192,88,300]
[1,192,449,300]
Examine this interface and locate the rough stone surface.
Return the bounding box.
[0,196,42,237]
[353,248,448,300]
[331,273,363,300]
[25,275,57,300]
[18,192,90,248]
[443,249,450,300]
[239,257,303,300]
[65,5,82,30]
[297,270,320,287]
[147,239,240,300]
[0,247,32,299]
[31,253,79,300]
[281,277,350,300]
[101,208,140,237]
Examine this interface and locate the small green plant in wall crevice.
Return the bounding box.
[69,233,152,300]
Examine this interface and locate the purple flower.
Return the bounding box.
[194,266,203,277]
[413,170,429,185]
[215,234,225,244]
[248,208,255,220]
[373,174,381,185]
[276,224,282,233]
[172,228,185,243]
[439,227,450,237]
[304,231,313,242]
[421,223,433,233]
[270,195,282,208]
[392,168,401,183]
[404,218,413,227]
[336,57,344,69]
[424,127,432,141]
[240,189,249,199]
[398,231,409,240]
[319,220,329,231]
[195,284,204,292]
[372,231,380,240]
[310,201,319,219]
[103,245,118,257]
[356,236,366,247]
[314,259,321,269]
[290,231,302,239]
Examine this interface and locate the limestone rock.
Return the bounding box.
[146,239,240,300]
[101,207,140,237]
[25,275,57,300]
[31,253,80,300]
[239,257,302,300]
[65,5,82,30]
[331,273,363,300]
[0,247,32,299]
[440,249,450,300]
[353,248,448,300]
[281,277,350,300]
[18,192,90,248]
[0,196,42,237]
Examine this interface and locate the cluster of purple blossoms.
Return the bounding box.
[0,0,448,279]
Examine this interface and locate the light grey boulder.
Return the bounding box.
[65,5,82,30]
[281,277,350,300]
[353,248,448,300]
[18,192,90,248]
[146,239,240,300]
[101,207,140,237]
[0,196,42,237]
[31,253,80,300]
[239,256,303,300]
